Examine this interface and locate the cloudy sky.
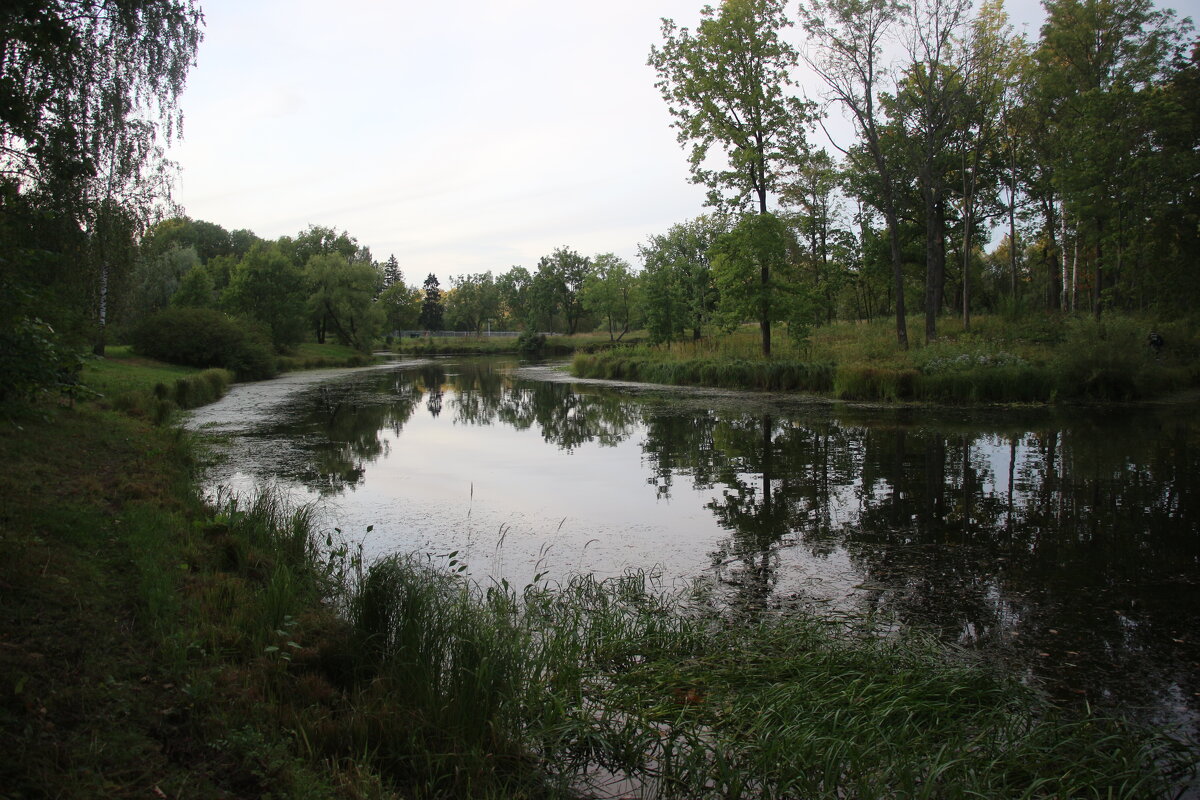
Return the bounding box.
[169,0,1051,285]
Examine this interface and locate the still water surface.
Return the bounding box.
[188,356,1200,735]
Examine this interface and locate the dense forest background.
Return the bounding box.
[2,0,1197,400]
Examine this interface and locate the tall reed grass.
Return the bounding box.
[238,524,1195,799]
[90,462,1199,797]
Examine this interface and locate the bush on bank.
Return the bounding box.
[130,307,278,381]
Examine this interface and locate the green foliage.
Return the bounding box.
[304,253,382,351]
[649,0,812,213]
[142,217,251,263]
[223,242,307,350]
[0,311,82,406]
[517,331,547,356]
[639,215,727,344]
[445,271,501,334]
[710,212,798,355]
[170,261,216,308]
[1050,316,1174,400]
[275,342,375,372]
[497,265,535,330]
[377,281,422,333]
[418,273,444,331]
[130,244,201,319]
[535,247,591,334]
[130,307,278,381]
[574,351,836,392]
[101,367,232,422]
[581,253,639,341]
[571,314,1200,402]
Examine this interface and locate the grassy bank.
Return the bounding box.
[392,332,638,357]
[572,314,1200,403]
[81,343,377,423]
[277,341,376,372]
[2,356,1197,797]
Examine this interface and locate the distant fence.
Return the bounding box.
[391,330,522,339]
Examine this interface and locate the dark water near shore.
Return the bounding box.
[188,356,1200,736]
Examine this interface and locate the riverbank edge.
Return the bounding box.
[84,344,384,424]
[388,333,639,358]
[2,373,1197,797]
[570,350,1200,404]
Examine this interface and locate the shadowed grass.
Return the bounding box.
[82,345,234,422]
[302,558,1196,799]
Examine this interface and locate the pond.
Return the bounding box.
[187,356,1200,736]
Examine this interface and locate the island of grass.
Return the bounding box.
[572,314,1200,403]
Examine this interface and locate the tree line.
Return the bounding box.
[648,0,1198,353]
[2,0,1196,403]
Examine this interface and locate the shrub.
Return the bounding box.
[131,308,278,380]
[517,331,546,356]
[1051,317,1148,400]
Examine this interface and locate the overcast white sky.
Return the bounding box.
[169,0,1055,285]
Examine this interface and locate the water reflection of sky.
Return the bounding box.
[188,358,1200,739]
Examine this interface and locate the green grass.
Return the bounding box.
[572,314,1200,403]
[325,560,1197,798]
[81,346,234,422]
[392,331,637,357]
[81,341,380,424]
[82,344,203,396]
[277,341,377,371]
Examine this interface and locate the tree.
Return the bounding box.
[171,262,215,309]
[650,0,812,215]
[382,254,402,290]
[287,224,367,270]
[130,243,200,320]
[1,1,204,356]
[886,0,973,341]
[418,273,444,331]
[638,215,727,343]
[535,247,591,334]
[0,1,202,188]
[780,148,846,323]
[223,242,307,350]
[800,0,912,348]
[582,254,639,341]
[379,282,422,334]
[445,272,500,334]
[304,253,382,350]
[955,0,1021,329]
[497,266,535,330]
[1031,0,1189,319]
[709,213,802,349]
[651,0,813,355]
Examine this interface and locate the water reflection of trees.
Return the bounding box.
[641,406,1200,719]
[447,362,639,452]
[266,361,640,493]
[262,370,425,494]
